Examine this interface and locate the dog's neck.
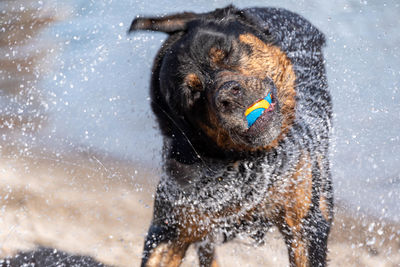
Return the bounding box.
[167,131,261,165]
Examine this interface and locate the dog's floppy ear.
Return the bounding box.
[128,12,199,34]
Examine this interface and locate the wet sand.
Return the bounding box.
[0,1,399,266]
[0,147,399,266]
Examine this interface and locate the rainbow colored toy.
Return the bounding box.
[245,92,272,127]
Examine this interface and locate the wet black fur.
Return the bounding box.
[130,5,333,267]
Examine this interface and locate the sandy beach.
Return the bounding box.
[0,0,399,266]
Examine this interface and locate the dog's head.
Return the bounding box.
[129,6,296,152]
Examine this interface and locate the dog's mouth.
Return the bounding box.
[204,77,283,149]
[245,91,278,135]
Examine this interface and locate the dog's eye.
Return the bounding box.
[184,73,203,91]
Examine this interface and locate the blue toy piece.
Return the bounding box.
[245,92,272,127]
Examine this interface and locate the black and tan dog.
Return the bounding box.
[129,5,333,267]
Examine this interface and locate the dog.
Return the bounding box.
[129,5,333,267]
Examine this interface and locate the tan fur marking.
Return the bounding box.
[238,34,297,148]
[291,239,308,267]
[146,243,166,266]
[319,194,330,222]
[209,47,226,67]
[283,156,312,228]
[185,73,202,91]
[175,208,211,244]
[146,243,188,267]
[283,154,312,267]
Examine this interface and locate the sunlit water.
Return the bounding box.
[1,0,399,222]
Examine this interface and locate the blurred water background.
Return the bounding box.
[1,0,399,223]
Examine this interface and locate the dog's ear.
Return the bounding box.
[128,12,199,34]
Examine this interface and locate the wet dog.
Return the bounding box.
[129,5,333,267]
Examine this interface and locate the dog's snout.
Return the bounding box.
[215,81,242,111]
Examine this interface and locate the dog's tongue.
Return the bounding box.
[245,93,272,127]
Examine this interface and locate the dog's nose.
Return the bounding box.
[215,81,242,111]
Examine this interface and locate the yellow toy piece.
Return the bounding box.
[245,99,270,116]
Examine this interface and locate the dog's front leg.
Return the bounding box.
[196,238,219,267]
[278,208,330,267]
[275,156,331,267]
[141,224,189,267]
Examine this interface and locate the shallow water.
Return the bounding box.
[1,0,399,222]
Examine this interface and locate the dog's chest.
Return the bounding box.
[159,151,305,238]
